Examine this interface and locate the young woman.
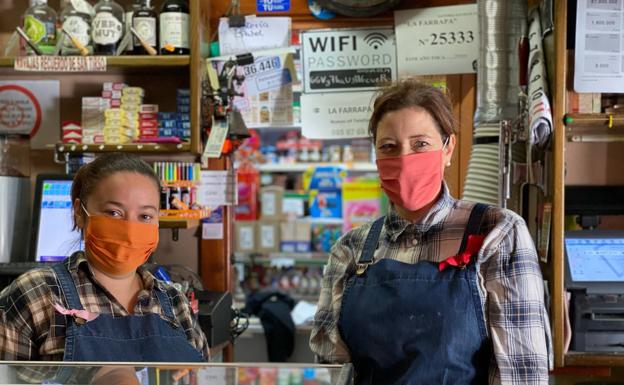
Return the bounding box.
[310,80,552,384]
[0,153,208,362]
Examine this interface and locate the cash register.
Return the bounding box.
[565,185,624,352]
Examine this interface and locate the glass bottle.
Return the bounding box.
[124,0,141,53]
[133,0,157,55]
[159,0,190,55]
[92,0,124,55]
[23,0,57,55]
[59,0,93,56]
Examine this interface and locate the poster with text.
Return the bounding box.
[301,27,397,93]
[574,0,624,92]
[395,4,478,76]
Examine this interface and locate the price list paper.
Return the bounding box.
[394,4,478,76]
[574,0,624,92]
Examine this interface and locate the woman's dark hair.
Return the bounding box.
[71,153,161,229]
[368,78,458,142]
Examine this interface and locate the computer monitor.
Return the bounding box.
[30,174,82,262]
[565,230,624,293]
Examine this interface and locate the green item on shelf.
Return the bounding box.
[210,41,220,57]
[24,15,46,43]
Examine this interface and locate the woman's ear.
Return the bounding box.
[443,134,456,167]
[73,198,86,230]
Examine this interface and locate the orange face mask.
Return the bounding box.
[83,205,159,276]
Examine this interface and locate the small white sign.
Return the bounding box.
[197,170,237,207]
[202,222,224,240]
[395,4,478,76]
[218,16,291,56]
[301,27,397,93]
[301,91,374,139]
[14,56,107,72]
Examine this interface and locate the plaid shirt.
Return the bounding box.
[310,184,553,385]
[0,252,209,363]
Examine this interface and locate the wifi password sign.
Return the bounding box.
[363,32,388,50]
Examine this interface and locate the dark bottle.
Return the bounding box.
[92,0,124,55]
[159,0,189,55]
[132,0,157,54]
[124,0,141,53]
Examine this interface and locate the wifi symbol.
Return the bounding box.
[363,32,387,50]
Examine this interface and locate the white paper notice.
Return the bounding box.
[574,0,624,92]
[301,91,374,139]
[0,80,60,149]
[218,16,291,56]
[394,4,478,76]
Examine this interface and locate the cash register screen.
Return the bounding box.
[565,237,624,282]
[33,178,82,262]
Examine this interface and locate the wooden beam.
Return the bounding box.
[552,0,567,368]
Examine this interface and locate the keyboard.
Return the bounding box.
[0,261,57,275]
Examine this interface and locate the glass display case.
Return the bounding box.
[0,362,353,385]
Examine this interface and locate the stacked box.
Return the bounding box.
[139,105,159,140]
[158,112,179,138]
[81,97,109,144]
[121,87,144,142]
[177,89,191,139]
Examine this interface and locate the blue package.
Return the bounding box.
[158,112,179,120]
[307,166,345,190]
[309,190,342,218]
[159,128,175,136]
[159,119,178,129]
[179,121,191,130]
[177,96,191,106]
[177,105,191,114]
[179,113,190,121]
[177,89,190,98]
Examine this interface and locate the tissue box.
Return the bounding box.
[280,220,311,253]
[260,186,284,220]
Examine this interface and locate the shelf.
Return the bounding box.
[159,218,200,229]
[565,352,624,367]
[564,113,624,129]
[234,252,329,266]
[246,124,302,130]
[0,55,190,69]
[55,142,191,154]
[257,162,377,173]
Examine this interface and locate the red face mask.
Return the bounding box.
[376,149,444,211]
[82,205,159,276]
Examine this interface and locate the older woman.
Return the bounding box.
[310,80,552,385]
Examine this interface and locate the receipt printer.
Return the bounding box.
[196,290,233,347]
[571,292,624,352]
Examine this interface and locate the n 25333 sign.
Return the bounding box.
[419,30,475,46]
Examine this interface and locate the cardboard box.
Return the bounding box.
[260,186,284,220]
[280,220,311,253]
[234,221,256,253]
[256,220,280,253]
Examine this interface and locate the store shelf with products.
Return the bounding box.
[234,252,329,266]
[158,218,200,229]
[257,162,377,173]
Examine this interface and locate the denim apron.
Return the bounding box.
[51,262,204,363]
[339,204,491,385]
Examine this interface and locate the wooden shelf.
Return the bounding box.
[564,113,624,129]
[159,218,200,229]
[0,55,190,69]
[234,251,329,266]
[565,352,624,367]
[55,142,191,154]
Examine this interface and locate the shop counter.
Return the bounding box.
[0,362,352,385]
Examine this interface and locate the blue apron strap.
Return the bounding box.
[358,216,385,264]
[456,203,488,256]
[154,287,176,320]
[51,260,84,311]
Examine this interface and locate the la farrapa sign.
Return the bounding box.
[301,27,397,93]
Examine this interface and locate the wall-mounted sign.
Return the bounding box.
[395,4,478,76]
[301,27,396,93]
[301,91,374,139]
[257,0,290,12]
